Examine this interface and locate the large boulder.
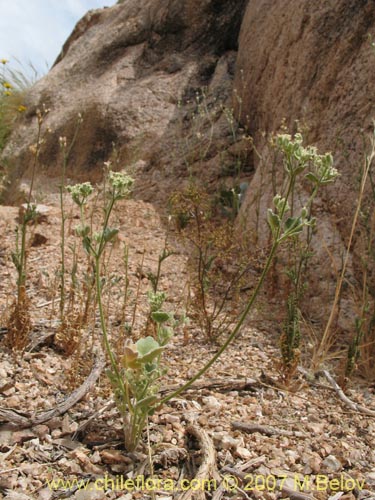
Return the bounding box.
[234,0,375,330]
[2,0,249,200]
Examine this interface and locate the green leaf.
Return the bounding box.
[82,236,93,255]
[140,346,165,363]
[11,252,20,269]
[284,217,300,231]
[136,336,165,363]
[135,394,158,410]
[103,227,119,243]
[75,224,90,237]
[267,209,280,234]
[105,369,121,388]
[151,311,170,324]
[305,172,319,184]
[158,326,173,345]
[136,336,160,356]
[205,255,216,271]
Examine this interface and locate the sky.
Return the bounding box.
[0,0,117,79]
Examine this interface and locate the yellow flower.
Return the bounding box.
[4,91,12,96]
[3,82,12,89]
[0,59,8,65]
[18,105,27,113]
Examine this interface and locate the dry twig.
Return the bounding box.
[231,421,308,438]
[318,370,375,417]
[0,352,105,428]
[178,424,220,500]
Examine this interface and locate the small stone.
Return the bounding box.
[32,424,49,439]
[100,449,130,464]
[198,415,208,426]
[0,427,13,446]
[4,492,33,500]
[47,418,62,430]
[365,471,375,486]
[5,396,19,406]
[37,488,53,500]
[171,422,184,433]
[202,396,222,411]
[306,422,326,435]
[62,415,72,434]
[163,430,174,442]
[308,456,322,474]
[164,414,180,424]
[12,430,36,444]
[2,386,16,396]
[322,454,342,473]
[74,487,103,500]
[213,433,239,450]
[284,449,299,465]
[235,446,252,460]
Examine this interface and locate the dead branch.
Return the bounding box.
[178,424,220,500]
[0,352,105,428]
[212,456,267,500]
[160,377,259,397]
[318,370,375,417]
[231,422,308,438]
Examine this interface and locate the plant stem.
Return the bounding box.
[159,241,279,406]
[316,132,375,364]
[158,176,294,406]
[95,254,126,397]
[59,152,67,319]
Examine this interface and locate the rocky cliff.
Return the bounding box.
[2,0,375,334]
[2,0,248,199]
[234,0,375,330]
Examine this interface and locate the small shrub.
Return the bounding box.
[6,106,49,352]
[169,182,253,341]
[268,132,338,382]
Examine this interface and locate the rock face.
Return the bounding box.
[3,0,375,333]
[234,0,375,330]
[2,0,249,199]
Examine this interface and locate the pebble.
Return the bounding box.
[202,395,222,411]
[32,424,49,439]
[0,428,13,446]
[47,417,63,430]
[74,487,103,500]
[12,430,37,444]
[37,488,53,500]
[163,430,174,442]
[365,471,375,486]
[235,446,252,459]
[2,386,16,396]
[213,433,239,450]
[164,414,180,424]
[198,415,208,426]
[322,454,342,473]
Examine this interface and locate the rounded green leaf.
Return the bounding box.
[151,311,170,324]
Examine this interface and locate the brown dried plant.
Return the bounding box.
[169,183,253,341]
